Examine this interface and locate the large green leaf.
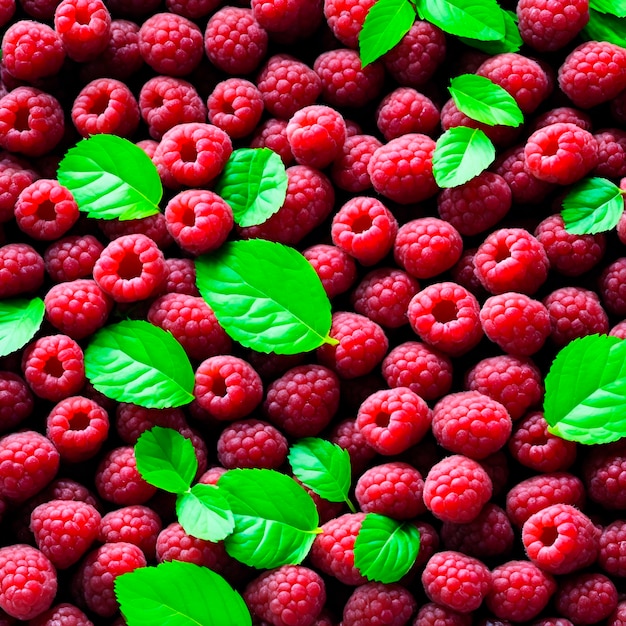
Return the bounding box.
[0,297,44,357]
[459,9,523,54]
[582,9,626,47]
[589,0,626,17]
[176,484,234,542]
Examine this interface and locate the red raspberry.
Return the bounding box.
[423,455,493,523]
[97,211,174,249]
[207,78,264,139]
[328,418,377,476]
[244,565,326,626]
[530,105,594,133]
[250,118,294,166]
[0,155,39,223]
[166,0,220,18]
[421,551,491,613]
[342,582,416,626]
[161,257,199,296]
[22,334,85,403]
[0,242,44,298]
[474,228,549,295]
[29,602,93,626]
[554,573,618,625]
[98,505,162,561]
[54,0,110,62]
[138,12,203,76]
[322,0,375,48]
[243,350,306,383]
[0,371,33,434]
[598,520,626,577]
[599,257,626,316]
[330,133,381,193]
[593,128,626,178]
[582,440,626,510]
[486,560,557,622]
[257,0,323,43]
[0,0,14,26]
[376,87,439,141]
[316,311,388,379]
[558,41,626,109]
[44,234,104,283]
[250,0,298,34]
[303,244,357,299]
[609,602,626,626]
[115,403,187,444]
[609,319,626,338]
[368,133,438,204]
[407,282,483,357]
[0,544,57,621]
[413,603,471,626]
[450,248,486,298]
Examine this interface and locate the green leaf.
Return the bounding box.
[195,239,336,355]
[56,134,162,221]
[0,297,44,357]
[215,148,288,228]
[432,127,496,188]
[115,560,252,626]
[218,469,320,569]
[176,484,234,542]
[135,426,197,493]
[353,514,421,584]
[415,0,506,41]
[449,74,523,127]
[358,0,416,66]
[84,320,195,408]
[562,178,625,235]
[544,334,626,445]
[589,0,626,17]
[582,9,626,47]
[459,9,523,54]
[288,438,355,511]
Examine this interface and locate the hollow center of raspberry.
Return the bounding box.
[37,200,57,221]
[211,377,227,397]
[75,7,91,24]
[14,108,30,132]
[44,356,64,378]
[69,411,91,430]
[181,208,196,227]
[117,252,143,280]
[538,524,559,546]
[541,136,561,157]
[180,142,198,163]
[351,214,373,234]
[374,411,391,427]
[494,244,511,263]
[432,300,458,323]
[89,94,110,116]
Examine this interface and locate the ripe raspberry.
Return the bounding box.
[54,0,110,62]
[0,242,44,298]
[413,603,471,626]
[250,118,294,166]
[328,418,377,476]
[161,257,200,296]
[303,244,357,299]
[255,0,323,43]
[0,371,33,433]
[450,248,486,298]
[486,560,557,622]
[44,234,104,283]
[407,282,483,357]
[423,455,493,523]
[599,257,626,316]
[598,520,626,577]
[554,572,618,625]
[0,155,39,223]
[98,505,162,561]
[322,0,375,47]
[421,551,491,613]
[592,128,626,178]
[582,440,626,510]
[97,211,174,249]
[0,544,57,621]
[376,87,439,141]
[609,319,626,338]
[558,41,626,109]
[166,0,220,18]
[138,12,203,76]
[29,602,93,626]
[115,403,187,444]
[368,133,438,204]
[316,311,388,379]
[244,565,326,626]
[0,0,14,26]
[243,350,306,384]
[330,133,381,192]
[207,78,264,139]
[342,582,416,626]
[474,228,549,295]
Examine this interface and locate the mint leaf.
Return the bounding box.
[589,0,626,17]
[459,9,522,54]
[561,177,625,235]
[544,334,626,445]
[415,0,506,41]
[57,134,162,221]
[354,514,420,583]
[289,438,355,511]
[215,148,288,228]
[135,426,197,493]
[358,0,416,66]
[84,320,195,408]
[195,239,336,355]
[176,483,234,542]
[449,74,523,127]
[0,297,45,358]
[218,469,320,569]
[432,127,496,188]
[115,561,251,626]
[583,9,626,47]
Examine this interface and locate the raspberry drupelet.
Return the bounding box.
[0,242,45,298]
[54,0,111,62]
[303,244,357,299]
[207,78,264,139]
[342,582,417,626]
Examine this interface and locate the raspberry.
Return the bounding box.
[256,0,323,43]
[22,334,85,403]
[328,418,377,476]
[316,311,388,379]
[558,41,626,109]
[543,286,609,345]
[44,234,104,283]
[243,350,306,383]
[407,282,483,357]
[0,0,14,26]
[593,128,626,178]
[323,0,376,48]
[98,505,162,561]
[598,520,626,577]
[0,155,39,223]
[582,440,626,510]
[331,196,398,267]
[29,603,93,626]
[166,0,220,18]
[421,551,491,613]
[309,512,367,586]
[376,87,439,141]
[244,565,326,626]
[530,106,594,133]
[207,78,264,139]
[367,133,438,204]
[262,364,340,438]
[423,454,493,523]
[138,12,203,76]
[54,0,110,62]
[0,86,64,157]
[342,582,416,626]
[486,560,557,622]
[0,371,33,433]
[204,7,268,75]
[250,0,298,33]
[0,242,44,298]
[450,248,486,298]
[610,602,626,626]
[161,257,200,296]
[115,403,187,444]
[76,542,146,617]
[303,244,357,299]
[474,228,550,295]
[216,418,288,469]
[250,118,294,166]
[610,319,626,338]
[413,603,471,626]
[1,20,65,82]
[330,133,381,192]
[97,211,174,250]
[599,257,626,316]
[351,268,419,329]
[105,0,161,18]
[0,544,57,621]
[92,233,166,303]
[554,572,618,625]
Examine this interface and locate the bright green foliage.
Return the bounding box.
[459,9,522,53]
[84,320,195,408]
[583,9,626,47]
[0,297,44,358]
[176,484,235,542]
[57,134,162,221]
[589,0,626,17]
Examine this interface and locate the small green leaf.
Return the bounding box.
[354,514,421,583]
[84,320,195,408]
[135,426,197,493]
[589,0,626,17]
[289,438,355,511]
[218,469,320,569]
[459,9,523,54]
[115,560,252,626]
[176,484,234,542]
[449,74,523,127]
[215,148,288,228]
[582,9,626,47]
[0,297,44,357]
[544,334,626,445]
[57,134,162,221]
[195,239,335,355]
[358,0,416,66]
[415,0,506,41]
[562,178,625,235]
[432,127,496,188]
